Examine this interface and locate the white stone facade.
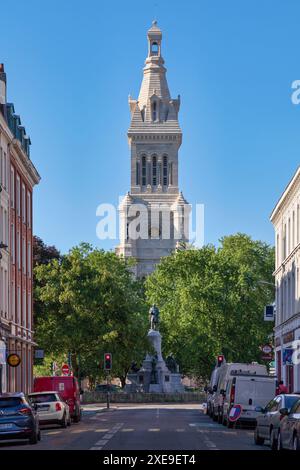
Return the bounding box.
[270,166,300,393]
[116,22,190,277]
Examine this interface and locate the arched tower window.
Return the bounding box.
[163,155,168,186]
[142,156,147,186]
[152,155,157,186]
[151,41,159,55]
[136,161,140,185]
[152,101,157,121]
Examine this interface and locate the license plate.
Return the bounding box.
[0,423,13,430]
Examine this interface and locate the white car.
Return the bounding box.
[28,391,71,428]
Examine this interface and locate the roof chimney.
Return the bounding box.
[0,63,7,105]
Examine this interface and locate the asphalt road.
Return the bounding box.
[0,403,269,451]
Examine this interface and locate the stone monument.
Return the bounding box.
[125,305,184,393]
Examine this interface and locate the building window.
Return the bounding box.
[152,101,157,121]
[27,192,31,228]
[22,290,26,327]
[297,204,300,245]
[11,223,15,264]
[152,155,157,186]
[293,211,295,249]
[28,292,31,330]
[288,218,291,254]
[11,281,15,322]
[10,166,15,208]
[16,175,20,217]
[136,162,140,185]
[283,224,287,261]
[27,241,31,277]
[142,156,147,186]
[22,184,26,223]
[163,155,168,186]
[151,41,159,55]
[22,238,26,274]
[17,231,21,270]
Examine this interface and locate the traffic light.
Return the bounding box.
[104,353,112,371]
[217,354,224,367]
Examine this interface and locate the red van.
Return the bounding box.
[33,376,81,422]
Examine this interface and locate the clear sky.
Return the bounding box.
[2,0,300,253]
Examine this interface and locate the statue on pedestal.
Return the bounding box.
[149,304,159,330]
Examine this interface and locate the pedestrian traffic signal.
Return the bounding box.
[104,353,112,371]
[217,355,224,367]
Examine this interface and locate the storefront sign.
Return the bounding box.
[283,331,295,344]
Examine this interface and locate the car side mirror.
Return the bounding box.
[279,407,289,416]
[220,389,226,396]
[204,386,208,393]
[213,385,217,392]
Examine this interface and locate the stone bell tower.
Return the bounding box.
[116,21,190,277]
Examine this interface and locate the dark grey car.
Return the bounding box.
[0,393,40,445]
[254,394,300,449]
[278,397,300,450]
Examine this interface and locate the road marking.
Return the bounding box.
[121,428,135,432]
[148,428,160,432]
[45,431,63,435]
[94,428,110,433]
[176,429,185,432]
[89,423,124,450]
[189,423,220,428]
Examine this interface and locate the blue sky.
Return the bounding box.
[2,0,300,253]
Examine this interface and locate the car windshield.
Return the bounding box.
[0,398,22,408]
[285,395,300,410]
[29,394,57,403]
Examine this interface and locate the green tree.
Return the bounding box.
[34,243,148,387]
[145,233,275,380]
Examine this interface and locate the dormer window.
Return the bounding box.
[151,41,159,55]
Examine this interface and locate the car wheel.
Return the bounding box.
[254,426,265,445]
[29,431,38,445]
[38,429,41,441]
[60,413,67,428]
[293,434,300,451]
[277,431,282,451]
[270,428,277,450]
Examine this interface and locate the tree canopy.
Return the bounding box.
[34,243,148,386]
[145,233,275,379]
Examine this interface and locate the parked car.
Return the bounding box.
[277,397,300,450]
[95,384,121,393]
[210,362,269,424]
[254,394,300,448]
[205,366,222,418]
[0,393,40,445]
[222,371,276,427]
[33,376,81,422]
[28,391,71,428]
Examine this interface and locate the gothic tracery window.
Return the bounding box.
[142,156,147,186]
[163,155,168,186]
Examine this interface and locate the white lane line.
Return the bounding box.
[89,423,124,450]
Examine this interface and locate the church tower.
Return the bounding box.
[116,22,189,277]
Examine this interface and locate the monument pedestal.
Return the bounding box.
[125,329,184,393]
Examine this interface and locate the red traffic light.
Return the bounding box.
[217,355,224,367]
[104,353,112,371]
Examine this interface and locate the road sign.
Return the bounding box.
[261,344,273,361]
[61,364,70,376]
[7,353,21,367]
[228,404,242,422]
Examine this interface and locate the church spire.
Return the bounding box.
[137,21,171,110]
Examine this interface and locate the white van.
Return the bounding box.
[210,363,269,423]
[222,372,276,427]
[206,366,222,417]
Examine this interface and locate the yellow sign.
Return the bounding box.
[7,353,21,367]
